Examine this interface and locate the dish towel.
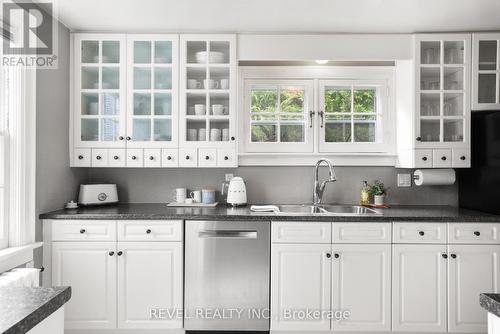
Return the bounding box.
[250,205,280,213]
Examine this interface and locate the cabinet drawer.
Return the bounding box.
[127,149,143,167]
[393,223,447,243]
[452,149,471,168]
[144,149,161,168]
[272,221,331,243]
[117,220,183,241]
[198,148,217,167]
[92,149,108,167]
[333,223,392,243]
[433,149,452,168]
[162,149,179,167]
[179,148,198,167]
[52,220,116,241]
[108,149,126,167]
[217,149,237,167]
[448,223,500,244]
[415,149,433,168]
[73,148,91,167]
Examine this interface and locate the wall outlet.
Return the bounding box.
[225,173,234,182]
[397,174,412,187]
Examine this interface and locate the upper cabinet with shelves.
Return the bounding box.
[472,33,500,110]
[71,33,237,168]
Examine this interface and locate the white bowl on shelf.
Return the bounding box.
[195,51,225,64]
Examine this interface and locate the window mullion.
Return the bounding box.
[351,85,355,143]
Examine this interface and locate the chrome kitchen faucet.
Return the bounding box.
[313,158,337,205]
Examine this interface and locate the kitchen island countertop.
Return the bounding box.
[39,203,500,222]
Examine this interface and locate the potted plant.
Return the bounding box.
[371,180,388,206]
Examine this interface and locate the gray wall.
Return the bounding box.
[88,166,458,206]
[36,22,87,265]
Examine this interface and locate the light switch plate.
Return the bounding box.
[397,174,412,187]
[225,173,234,182]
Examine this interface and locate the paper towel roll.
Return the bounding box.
[414,169,456,186]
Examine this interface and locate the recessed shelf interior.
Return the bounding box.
[421,41,441,65]
[102,41,120,63]
[421,67,440,90]
[443,41,464,65]
[81,40,99,63]
[479,40,497,70]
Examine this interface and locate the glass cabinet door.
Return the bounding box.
[417,36,469,146]
[127,36,177,148]
[474,35,500,108]
[78,37,125,147]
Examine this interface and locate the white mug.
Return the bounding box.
[203,79,219,89]
[220,78,230,90]
[187,79,201,89]
[194,104,206,115]
[222,128,230,141]
[173,188,186,203]
[212,104,226,115]
[198,128,207,141]
[190,190,202,203]
[187,129,197,141]
[210,128,222,141]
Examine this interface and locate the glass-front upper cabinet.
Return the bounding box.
[179,35,236,147]
[126,35,178,148]
[415,34,471,148]
[472,33,500,110]
[74,34,126,148]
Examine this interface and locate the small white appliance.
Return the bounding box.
[223,177,247,206]
[78,184,118,206]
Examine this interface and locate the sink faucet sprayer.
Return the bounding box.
[313,158,337,205]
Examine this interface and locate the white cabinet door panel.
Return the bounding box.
[271,243,331,331]
[332,244,391,331]
[52,242,116,329]
[271,221,331,244]
[392,244,447,332]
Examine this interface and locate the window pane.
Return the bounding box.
[325,115,351,142]
[281,125,304,142]
[354,89,376,113]
[251,125,276,142]
[251,88,277,113]
[325,88,351,113]
[280,87,304,113]
[354,114,376,142]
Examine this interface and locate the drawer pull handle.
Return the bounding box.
[231,136,235,141]
[78,155,84,160]
[108,251,114,256]
[146,229,152,234]
[118,136,124,140]
[416,136,422,141]
[422,156,428,161]
[131,156,137,160]
[205,156,210,160]
[326,253,331,258]
[224,156,229,160]
[167,156,172,160]
[419,231,425,236]
[96,155,101,160]
[474,231,481,236]
[460,156,466,161]
[80,229,86,234]
[450,254,457,259]
[186,156,190,160]
[117,251,123,256]
[334,253,340,259]
[126,136,131,140]
[113,155,119,160]
[149,156,154,160]
[442,253,448,259]
[441,156,447,161]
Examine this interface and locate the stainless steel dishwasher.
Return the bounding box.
[185,220,270,331]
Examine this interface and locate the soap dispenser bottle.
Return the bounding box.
[360,181,371,205]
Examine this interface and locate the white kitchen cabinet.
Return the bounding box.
[472,33,500,110]
[397,34,472,168]
[117,242,183,329]
[52,242,117,329]
[179,34,237,167]
[270,243,331,331]
[331,244,391,331]
[392,244,448,332]
[448,245,500,333]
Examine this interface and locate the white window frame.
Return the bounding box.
[244,79,314,153]
[238,66,396,166]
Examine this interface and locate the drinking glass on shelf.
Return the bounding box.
[429,82,440,90]
[423,48,435,64]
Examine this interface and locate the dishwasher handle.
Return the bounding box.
[198,230,258,239]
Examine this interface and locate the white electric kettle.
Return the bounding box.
[222,177,247,206]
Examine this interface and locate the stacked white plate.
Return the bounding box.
[195,51,225,64]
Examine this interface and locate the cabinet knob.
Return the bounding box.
[205,156,210,160]
[109,251,115,256]
[131,156,137,160]
[117,251,123,256]
[146,229,151,234]
[126,136,131,140]
[186,156,190,160]
[416,136,422,141]
[442,253,448,259]
[334,253,340,259]
[78,155,84,160]
[450,254,457,259]
[149,156,154,160]
[167,156,172,160]
[422,156,428,161]
[460,156,466,161]
[326,253,331,258]
[96,155,101,160]
[441,156,447,161]
[79,229,86,234]
[231,136,235,141]
[474,231,481,236]
[224,156,229,161]
[419,231,425,236]
[113,156,119,160]
[118,136,124,140]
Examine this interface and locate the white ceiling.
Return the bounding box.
[53,0,500,33]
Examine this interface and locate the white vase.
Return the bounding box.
[374,195,385,206]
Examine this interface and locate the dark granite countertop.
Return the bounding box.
[480,293,500,318]
[0,287,71,334]
[39,203,500,222]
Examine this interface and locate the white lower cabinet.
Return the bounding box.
[117,241,183,329]
[332,244,391,331]
[271,243,332,331]
[448,245,500,333]
[392,244,448,332]
[52,242,117,329]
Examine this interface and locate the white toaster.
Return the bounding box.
[78,184,118,206]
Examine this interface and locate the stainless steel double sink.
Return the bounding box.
[271,204,382,216]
